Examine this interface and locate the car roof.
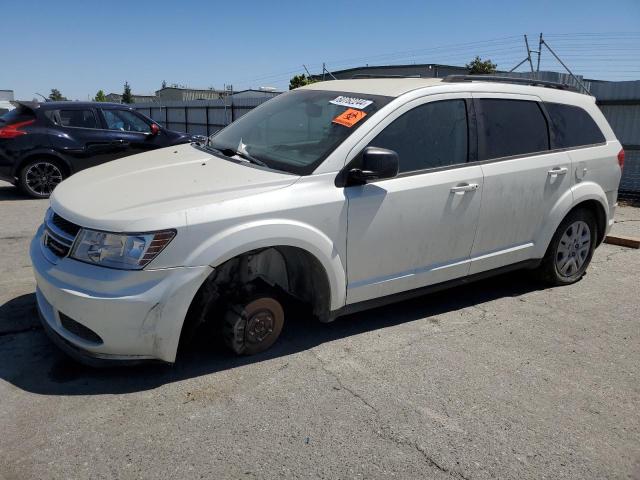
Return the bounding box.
[300,77,594,107]
[37,101,132,109]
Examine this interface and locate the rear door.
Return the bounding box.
[469,94,573,274]
[98,108,162,157]
[345,94,483,304]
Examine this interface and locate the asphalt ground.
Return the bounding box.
[1,180,639,479]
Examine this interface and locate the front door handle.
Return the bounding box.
[548,167,568,177]
[450,183,479,194]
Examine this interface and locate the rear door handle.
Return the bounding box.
[450,183,479,194]
[548,167,568,177]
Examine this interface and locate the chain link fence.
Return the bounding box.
[131,97,273,137]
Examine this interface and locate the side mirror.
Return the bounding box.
[150,123,160,136]
[348,147,399,185]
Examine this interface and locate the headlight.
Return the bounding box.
[70,229,176,270]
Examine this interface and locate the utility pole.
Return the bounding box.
[536,33,543,72]
[302,64,312,77]
[524,35,534,72]
[322,64,337,80]
[540,36,590,94]
[508,34,534,73]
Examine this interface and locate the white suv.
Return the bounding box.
[30,76,624,365]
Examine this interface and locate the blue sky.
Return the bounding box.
[2,0,639,100]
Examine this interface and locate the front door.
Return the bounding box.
[99,108,160,158]
[345,96,483,304]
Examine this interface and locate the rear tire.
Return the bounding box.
[222,288,285,355]
[536,208,597,286]
[19,158,66,199]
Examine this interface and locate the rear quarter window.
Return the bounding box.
[58,110,98,129]
[545,102,605,149]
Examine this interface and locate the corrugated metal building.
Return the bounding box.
[0,90,14,101]
[591,80,640,198]
[105,93,157,103]
[156,87,228,102]
[231,89,280,100]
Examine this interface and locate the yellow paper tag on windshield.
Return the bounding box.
[332,108,367,128]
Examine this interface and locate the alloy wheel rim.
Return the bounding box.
[25,162,63,196]
[555,220,591,277]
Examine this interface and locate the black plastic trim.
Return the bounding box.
[329,259,541,320]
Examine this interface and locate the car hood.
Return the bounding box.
[50,143,299,231]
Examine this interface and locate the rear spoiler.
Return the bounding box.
[10,101,41,113]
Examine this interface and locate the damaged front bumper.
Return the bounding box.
[31,228,212,364]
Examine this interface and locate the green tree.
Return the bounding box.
[466,56,497,74]
[48,88,66,101]
[122,81,133,104]
[93,89,107,102]
[289,74,316,90]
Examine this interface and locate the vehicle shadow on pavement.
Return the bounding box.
[0,185,32,201]
[0,272,544,396]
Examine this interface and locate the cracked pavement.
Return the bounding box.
[0,180,639,479]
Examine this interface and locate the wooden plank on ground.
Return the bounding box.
[604,235,640,249]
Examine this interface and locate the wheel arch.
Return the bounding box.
[178,243,337,353]
[185,219,347,312]
[537,183,609,258]
[13,151,72,178]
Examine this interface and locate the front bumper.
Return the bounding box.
[31,226,212,363]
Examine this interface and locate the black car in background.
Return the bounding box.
[0,102,193,198]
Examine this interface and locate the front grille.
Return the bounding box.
[52,213,81,237]
[43,211,81,258]
[45,234,70,257]
[59,312,103,344]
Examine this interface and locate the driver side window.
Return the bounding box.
[102,109,151,133]
[368,99,468,173]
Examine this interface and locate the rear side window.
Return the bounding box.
[368,99,468,173]
[476,99,549,160]
[545,102,605,148]
[58,110,98,129]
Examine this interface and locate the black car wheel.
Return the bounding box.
[536,208,597,285]
[19,159,66,199]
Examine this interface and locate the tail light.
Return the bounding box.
[617,149,625,169]
[0,119,35,139]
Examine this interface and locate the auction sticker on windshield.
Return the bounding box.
[332,108,367,128]
[329,96,373,110]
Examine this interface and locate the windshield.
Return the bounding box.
[207,89,392,175]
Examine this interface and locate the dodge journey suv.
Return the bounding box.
[31,76,624,365]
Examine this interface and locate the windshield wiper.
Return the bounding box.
[217,147,268,168]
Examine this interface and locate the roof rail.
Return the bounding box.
[351,74,423,79]
[442,75,583,93]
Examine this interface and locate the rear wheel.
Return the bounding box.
[537,208,596,285]
[222,289,285,355]
[19,159,66,198]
